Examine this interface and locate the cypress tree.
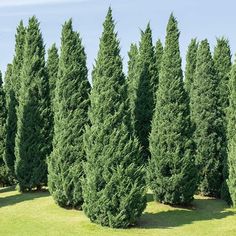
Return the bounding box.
[185,38,198,94]
[148,14,197,205]
[213,38,232,113]
[192,39,224,197]
[48,19,90,208]
[213,38,232,202]
[3,64,14,175]
[155,39,163,75]
[4,21,26,176]
[82,8,146,228]
[0,71,7,185]
[135,23,157,160]
[46,43,59,146]
[47,43,59,106]
[227,58,236,206]
[15,17,51,191]
[127,43,139,130]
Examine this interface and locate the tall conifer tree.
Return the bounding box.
[48,19,90,208]
[82,8,146,228]
[4,21,26,176]
[213,38,232,113]
[3,64,14,175]
[148,14,197,205]
[0,72,7,184]
[213,38,232,202]
[135,23,157,160]
[46,43,59,145]
[227,58,236,206]
[15,17,51,191]
[185,38,198,94]
[192,40,224,197]
[127,43,139,130]
[155,39,163,75]
[47,43,59,106]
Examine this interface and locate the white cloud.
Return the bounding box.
[0,0,86,7]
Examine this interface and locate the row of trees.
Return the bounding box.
[0,7,236,227]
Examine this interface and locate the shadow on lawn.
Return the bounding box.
[137,195,235,229]
[0,185,16,194]
[0,186,49,208]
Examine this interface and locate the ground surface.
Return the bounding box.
[1,186,236,236]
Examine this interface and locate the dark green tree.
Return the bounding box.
[185,38,198,94]
[82,8,146,228]
[192,39,224,197]
[14,17,51,191]
[213,38,232,202]
[48,19,91,208]
[135,23,157,160]
[0,71,8,186]
[4,21,26,176]
[155,39,163,75]
[227,58,236,206]
[127,43,139,130]
[148,14,197,205]
[47,43,59,107]
[213,38,232,113]
[3,64,14,175]
[46,43,59,146]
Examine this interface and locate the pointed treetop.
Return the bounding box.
[166,13,180,41]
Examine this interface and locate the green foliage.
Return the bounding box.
[4,21,26,177]
[155,39,163,75]
[213,38,232,203]
[192,39,224,197]
[82,8,146,228]
[0,74,6,144]
[185,38,198,94]
[127,43,139,130]
[213,38,232,113]
[15,17,51,191]
[148,14,197,205]
[48,19,90,208]
[0,71,7,186]
[47,43,59,108]
[135,23,157,160]
[227,59,236,207]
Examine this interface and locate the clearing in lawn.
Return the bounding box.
[0,186,236,236]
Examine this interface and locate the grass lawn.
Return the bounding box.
[0,187,236,236]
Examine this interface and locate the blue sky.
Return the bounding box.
[0,0,235,80]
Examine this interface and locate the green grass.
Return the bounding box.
[1,187,236,236]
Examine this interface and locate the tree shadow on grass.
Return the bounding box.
[0,187,49,208]
[136,195,235,229]
[0,185,16,194]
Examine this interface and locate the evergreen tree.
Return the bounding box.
[185,38,198,94]
[3,64,14,175]
[127,43,139,130]
[15,17,51,191]
[46,43,59,147]
[47,43,59,107]
[155,39,163,75]
[148,14,197,205]
[213,38,232,113]
[192,39,224,197]
[48,19,90,208]
[4,21,26,176]
[213,38,232,202]
[227,58,236,206]
[82,8,146,228]
[135,23,157,160]
[0,72,7,171]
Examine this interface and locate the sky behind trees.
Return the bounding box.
[0,0,235,80]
